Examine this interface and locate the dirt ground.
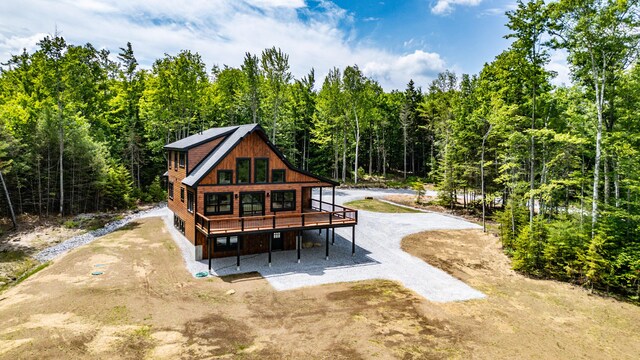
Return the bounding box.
[0,217,638,359]
[402,229,640,359]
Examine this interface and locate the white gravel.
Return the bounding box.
[165,188,485,303]
[34,204,167,262]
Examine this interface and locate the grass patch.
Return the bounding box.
[344,199,421,213]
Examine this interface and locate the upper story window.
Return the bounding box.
[173,152,178,170]
[168,181,174,200]
[271,190,295,211]
[180,187,185,202]
[236,158,250,184]
[204,192,233,215]
[254,158,268,183]
[187,191,194,213]
[217,170,232,185]
[272,169,286,183]
[179,152,185,168]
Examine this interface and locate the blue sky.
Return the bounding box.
[0,0,568,90]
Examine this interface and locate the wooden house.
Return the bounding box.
[164,124,358,270]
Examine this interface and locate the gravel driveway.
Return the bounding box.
[166,188,485,303]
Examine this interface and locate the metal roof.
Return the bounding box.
[163,125,238,150]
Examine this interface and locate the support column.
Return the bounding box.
[319,186,323,208]
[325,228,329,260]
[332,227,335,245]
[268,233,272,267]
[332,186,335,212]
[236,236,241,271]
[352,226,355,256]
[208,236,212,272]
[297,232,301,263]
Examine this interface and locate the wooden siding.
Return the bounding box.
[197,231,297,258]
[187,136,224,173]
[200,132,331,185]
[167,150,196,244]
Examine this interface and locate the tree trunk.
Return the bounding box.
[0,171,16,229]
[353,109,360,184]
[342,123,347,183]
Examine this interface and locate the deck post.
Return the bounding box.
[332,227,335,245]
[352,226,355,256]
[236,236,240,271]
[297,232,301,263]
[325,228,329,260]
[319,186,322,208]
[268,233,272,267]
[208,236,212,272]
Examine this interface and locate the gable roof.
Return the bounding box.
[173,124,338,187]
[164,125,238,150]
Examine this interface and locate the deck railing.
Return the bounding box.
[195,201,357,236]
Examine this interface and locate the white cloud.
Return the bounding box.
[432,0,482,15]
[548,49,572,87]
[0,0,448,90]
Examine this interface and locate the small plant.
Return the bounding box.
[411,180,425,204]
[63,220,79,229]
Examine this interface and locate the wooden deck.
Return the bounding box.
[196,200,357,236]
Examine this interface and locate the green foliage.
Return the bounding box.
[512,216,548,276]
[145,176,166,203]
[496,200,528,251]
[100,162,134,210]
[543,216,588,280]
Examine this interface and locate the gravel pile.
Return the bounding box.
[34,204,167,262]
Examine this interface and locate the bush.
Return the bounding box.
[496,200,528,251]
[512,216,547,276]
[146,176,166,202]
[543,216,588,280]
[99,162,134,210]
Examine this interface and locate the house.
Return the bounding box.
[164,124,358,271]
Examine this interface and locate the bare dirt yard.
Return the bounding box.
[0,216,639,359]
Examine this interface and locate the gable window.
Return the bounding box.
[174,152,178,170]
[236,158,250,184]
[180,187,185,203]
[179,152,185,168]
[272,169,286,183]
[168,181,174,200]
[217,170,232,185]
[204,192,233,215]
[187,191,194,213]
[271,190,295,211]
[254,158,268,183]
[215,235,240,251]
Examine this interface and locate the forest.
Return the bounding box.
[0,0,639,300]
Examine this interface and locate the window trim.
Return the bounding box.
[204,192,234,216]
[179,152,185,168]
[271,190,296,212]
[168,181,174,200]
[187,191,194,213]
[214,235,241,252]
[254,157,269,184]
[236,158,251,184]
[217,170,233,185]
[271,169,286,183]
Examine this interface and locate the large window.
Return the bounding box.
[168,181,174,200]
[215,235,240,251]
[271,190,295,211]
[187,191,194,213]
[174,215,185,234]
[272,169,286,183]
[240,192,264,217]
[204,192,233,215]
[236,158,250,184]
[254,158,268,183]
[217,170,232,185]
[179,152,185,168]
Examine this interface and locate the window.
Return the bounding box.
[271,190,295,211]
[187,191,194,213]
[217,170,232,185]
[168,181,174,200]
[173,214,185,235]
[272,169,286,183]
[240,192,264,217]
[236,158,250,184]
[204,192,233,215]
[214,235,240,251]
[179,152,185,168]
[273,232,281,239]
[173,152,178,170]
[180,187,185,203]
[254,158,268,183]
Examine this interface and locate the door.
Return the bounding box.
[240,192,265,217]
[271,232,284,251]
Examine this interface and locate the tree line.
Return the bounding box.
[1,0,639,300]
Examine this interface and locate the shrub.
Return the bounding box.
[512,216,547,276]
